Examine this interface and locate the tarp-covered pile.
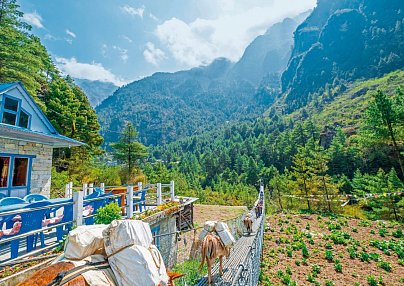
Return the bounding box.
[199,220,235,247]
[63,220,168,286]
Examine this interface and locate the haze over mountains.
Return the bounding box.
[95,12,308,146]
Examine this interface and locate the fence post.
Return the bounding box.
[73,190,84,226]
[170,180,175,201]
[83,183,88,196]
[127,185,134,218]
[89,183,94,194]
[69,182,73,198]
[157,183,162,205]
[100,183,105,193]
[65,183,69,198]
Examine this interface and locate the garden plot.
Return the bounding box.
[261,214,403,286]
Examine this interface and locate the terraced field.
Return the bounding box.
[261,214,403,286]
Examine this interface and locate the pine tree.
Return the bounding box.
[111,123,148,183]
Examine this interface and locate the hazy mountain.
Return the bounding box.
[96,14,309,146]
[74,78,118,107]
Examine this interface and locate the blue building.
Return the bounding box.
[0,82,82,198]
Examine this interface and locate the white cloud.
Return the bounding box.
[113,46,129,63]
[66,29,76,38]
[156,0,316,67]
[121,5,144,18]
[149,13,159,21]
[23,11,44,29]
[143,42,166,66]
[55,57,126,86]
[120,35,133,43]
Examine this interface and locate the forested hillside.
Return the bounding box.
[0,1,103,169]
[281,0,403,112]
[149,71,404,218]
[96,13,307,147]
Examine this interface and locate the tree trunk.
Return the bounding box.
[303,177,310,210]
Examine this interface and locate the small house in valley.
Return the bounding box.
[0,82,82,198]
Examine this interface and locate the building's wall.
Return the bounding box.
[150,215,178,269]
[0,138,52,197]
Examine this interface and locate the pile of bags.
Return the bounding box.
[199,220,235,247]
[63,220,168,286]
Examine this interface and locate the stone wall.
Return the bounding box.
[0,138,53,197]
[150,215,178,269]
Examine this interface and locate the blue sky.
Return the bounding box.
[18,0,316,86]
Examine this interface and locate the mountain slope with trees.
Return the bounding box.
[73,78,118,107]
[96,13,307,147]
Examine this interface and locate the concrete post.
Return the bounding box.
[89,183,94,194]
[100,183,105,193]
[127,185,134,218]
[170,180,175,201]
[157,183,162,205]
[73,190,84,226]
[65,183,69,198]
[83,183,88,196]
[69,182,73,198]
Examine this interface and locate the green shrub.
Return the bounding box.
[94,202,122,224]
[325,250,334,261]
[367,276,377,286]
[172,259,207,286]
[392,228,403,238]
[325,280,334,286]
[360,252,370,262]
[334,259,342,273]
[378,228,387,237]
[378,261,392,272]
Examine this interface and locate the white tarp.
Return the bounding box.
[103,220,169,286]
[203,221,217,232]
[64,224,108,260]
[67,255,118,286]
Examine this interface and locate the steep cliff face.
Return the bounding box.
[281,0,403,112]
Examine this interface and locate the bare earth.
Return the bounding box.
[261,213,404,286]
[176,204,247,264]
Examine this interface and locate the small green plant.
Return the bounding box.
[367,275,377,286]
[334,259,342,273]
[295,260,301,266]
[302,257,308,266]
[95,202,122,224]
[378,228,387,237]
[378,260,392,272]
[172,259,207,286]
[392,228,403,238]
[370,229,376,235]
[325,250,334,261]
[352,227,358,233]
[287,249,293,257]
[286,265,292,276]
[325,242,333,249]
[360,252,370,262]
[302,244,309,258]
[311,264,321,277]
[325,280,334,286]
[348,245,357,259]
[307,273,315,283]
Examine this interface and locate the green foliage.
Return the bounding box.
[378,260,392,272]
[325,250,334,261]
[94,203,122,225]
[172,259,207,286]
[334,259,342,273]
[367,275,378,286]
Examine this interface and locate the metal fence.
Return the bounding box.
[231,211,265,286]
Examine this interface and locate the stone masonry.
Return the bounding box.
[0,138,53,197]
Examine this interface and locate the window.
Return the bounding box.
[12,158,28,187]
[0,157,10,187]
[0,154,33,197]
[1,95,31,129]
[151,225,160,249]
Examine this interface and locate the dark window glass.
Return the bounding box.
[2,112,16,125]
[0,157,10,187]
[12,158,28,187]
[4,97,18,112]
[18,111,29,128]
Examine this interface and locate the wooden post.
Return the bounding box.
[157,183,162,205]
[83,183,88,196]
[73,191,84,226]
[137,182,143,212]
[69,182,73,198]
[170,180,175,201]
[89,183,94,194]
[127,185,134,218]
[100,183,105,193]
